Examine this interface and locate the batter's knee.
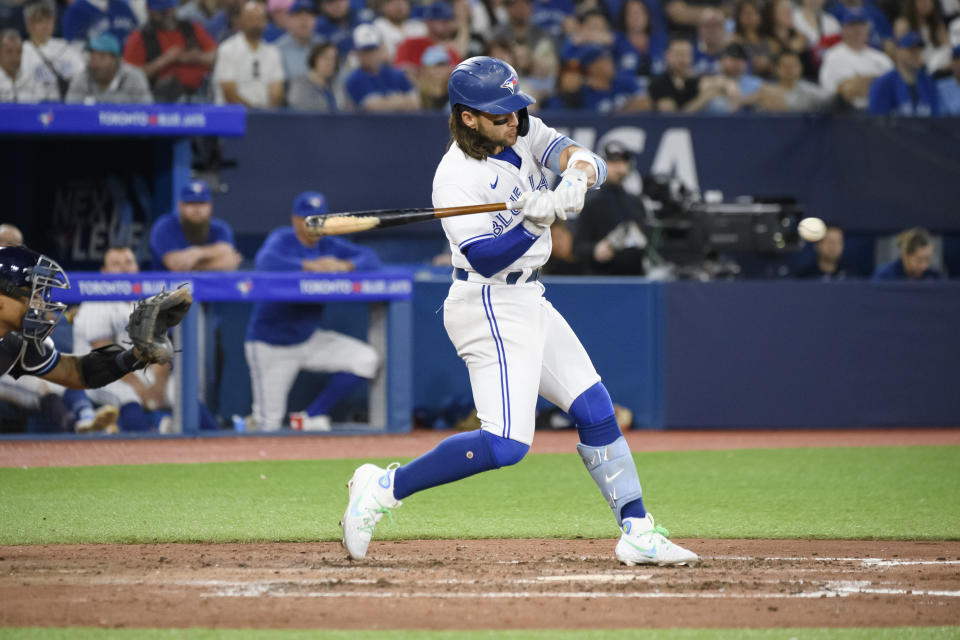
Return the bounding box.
[481,431,529,468]
[355,343,379,379]
[568,381,615,426]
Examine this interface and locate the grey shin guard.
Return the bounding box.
[577,436,643,525]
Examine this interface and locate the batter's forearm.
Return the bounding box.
[463,223,539,277]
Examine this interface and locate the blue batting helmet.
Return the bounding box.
[448,56,535,135]
[0,245,69,347]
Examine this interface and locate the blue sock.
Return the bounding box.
[119,402,152,432]
[62,389,94,424]
[393,430,529,500]
[307,372,363,417]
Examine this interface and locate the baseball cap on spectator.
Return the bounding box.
[603,141,632,162]
[267,0,294,11]
[88,33,121,56]
[896,31,923,48]
[180,180,212,203]
[289,0,316,13]
[579,44,612,68]
[147,0,178,11]
[353,23,380,50]
[293,191,328,216]
[840,7,869,25]
[722,42,748,59]
[424,2,454,21]
[421,44,451,66]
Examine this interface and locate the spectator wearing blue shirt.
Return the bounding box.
[868,31,940,115]
[873,227,943,280]
[61,0,139,49]
[703,42,763,112]
[690,7,727,75]
[546,44,649,111]
[315,0,371,58]
[344,23,418,110]
[532,0,576,39]
[264,0,292,42]
[614,0,668,77]
[936,45,960,115]
[244,191,382,432]
[149,180,243,271]
[825,0,894,53]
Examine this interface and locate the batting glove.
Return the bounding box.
[516,190,557,235]
[553,167,588,217]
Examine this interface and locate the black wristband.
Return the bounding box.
[80,344,146,389]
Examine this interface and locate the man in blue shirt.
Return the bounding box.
[937,45,960,115]
[244,191,382,431]
[544,45,648,111]
[868,32,940,116]
[344,23,419,110]
[149,180,243,271]
[873,227,942,280]
[61,0,139,49]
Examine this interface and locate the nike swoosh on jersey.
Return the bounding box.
[605,469,624,483]
[490,176,499,189]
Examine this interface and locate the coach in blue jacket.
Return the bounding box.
[868,32,940,116]
[243,191,381,431]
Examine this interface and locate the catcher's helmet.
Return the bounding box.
[0,246,69,347]
[448,56,535,136]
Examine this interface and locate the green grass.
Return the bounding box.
[0,628,958,639]
[0,446,957,544]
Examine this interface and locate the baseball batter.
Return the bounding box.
[341,56,697,566]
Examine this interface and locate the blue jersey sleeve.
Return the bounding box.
[868,74,894,115]
[463,224,539,277]
[255,230,304,271]
[209,219,236,245]
[322,237,382,271]
[149,214,187,270]
[389,68,412,93]
[345,70,374,106]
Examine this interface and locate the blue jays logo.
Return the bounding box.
[236,280,253,296]
[38,111,54,127]
[501,75,518,94]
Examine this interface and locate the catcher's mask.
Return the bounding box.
[0,246,69,348]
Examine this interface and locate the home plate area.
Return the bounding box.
[0,539,958,630]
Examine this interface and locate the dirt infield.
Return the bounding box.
[2,429,958,630]
[0,540,958,629]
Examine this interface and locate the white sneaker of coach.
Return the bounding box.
[615,513,699,566]
[340,463,401,560]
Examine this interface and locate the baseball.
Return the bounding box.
[798,217,827,242]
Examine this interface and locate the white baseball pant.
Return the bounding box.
[442,280,601,446]
[244,329,379,430]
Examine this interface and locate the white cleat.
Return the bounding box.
[615,513,699,566]
[340,463,401,560]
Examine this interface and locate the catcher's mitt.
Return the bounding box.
[126,285,193,364]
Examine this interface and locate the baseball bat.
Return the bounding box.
[304,202,511,236]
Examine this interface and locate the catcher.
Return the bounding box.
[0,245,191,390]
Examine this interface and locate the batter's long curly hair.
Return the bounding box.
[448,105,499,161]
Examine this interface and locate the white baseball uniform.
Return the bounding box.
[73,301,171,407]
[435,115,601,446]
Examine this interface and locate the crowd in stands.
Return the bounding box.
[0,0,958,113]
